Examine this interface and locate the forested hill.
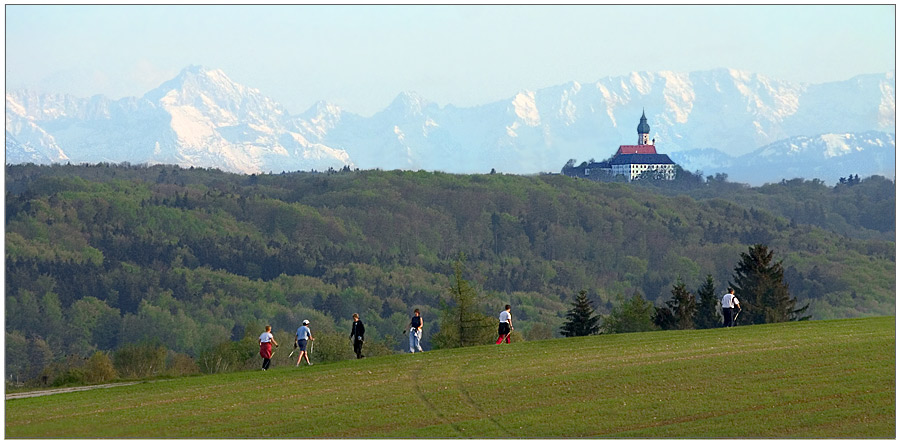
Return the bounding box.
[5,164,894,371]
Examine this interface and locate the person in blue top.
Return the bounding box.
[295,320,315,366]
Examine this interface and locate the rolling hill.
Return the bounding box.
[5,317,894,438]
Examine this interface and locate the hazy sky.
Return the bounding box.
[6,4,896,116]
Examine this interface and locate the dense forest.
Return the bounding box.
[5,163,894,385]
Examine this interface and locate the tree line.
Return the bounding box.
[4,163,893,388]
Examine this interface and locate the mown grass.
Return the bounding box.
[6,316,894,438]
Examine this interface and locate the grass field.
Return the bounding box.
[5,317,895,438]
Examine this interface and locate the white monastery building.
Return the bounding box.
[563,111,677,181]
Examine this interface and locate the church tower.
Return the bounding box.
[637,109,651,145]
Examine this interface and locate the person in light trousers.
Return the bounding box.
[407,308,423,353]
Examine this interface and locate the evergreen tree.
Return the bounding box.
[731,244,809,324]
[654,279,697,330]
[694,274,721,329]
[652,306,677,330]
[560,290,602,337]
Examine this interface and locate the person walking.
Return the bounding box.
[349,313,365,359]
[258,325,279,371]
[407,308,423,353]
[721,288,741,327]
[496,304,514,344]
[295,320,315,366]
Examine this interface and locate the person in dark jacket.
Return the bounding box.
[349,313,365,359]
[407,308,423,353]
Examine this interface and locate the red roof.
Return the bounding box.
[616,145,657,155]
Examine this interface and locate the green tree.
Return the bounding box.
[694,274,721,329]
[602,292,658,334]
[432,254,494,348]
[657,279,697,330]
[113,342,167,379]
[560,290,601,337]
[68,297,121,353]
[731,244,809,324]
[84,351,118,383]
[28,336,55,384]
[6,331,30,384]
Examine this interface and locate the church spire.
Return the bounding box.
[637,109,651,145]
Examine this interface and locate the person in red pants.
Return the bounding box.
[496,305,513,344]
[258,325,279,370]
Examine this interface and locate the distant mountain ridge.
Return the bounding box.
[6,66,895,184]
[670,131,895,185]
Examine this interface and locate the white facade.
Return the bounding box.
[613,162,676,181]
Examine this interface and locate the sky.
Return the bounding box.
[5,4,896,117]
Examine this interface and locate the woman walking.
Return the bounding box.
[259,325,279,371]
[496,305,513,344]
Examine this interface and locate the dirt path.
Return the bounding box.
[6,381,143,400]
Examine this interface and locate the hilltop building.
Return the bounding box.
[563,111,677,181]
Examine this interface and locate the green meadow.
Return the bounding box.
[6,316,894,438]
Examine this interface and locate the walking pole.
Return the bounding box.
[502,327,513,344]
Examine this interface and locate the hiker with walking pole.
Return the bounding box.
[721,288,741,327]
[295,320,314,366]
[407,308,423,353]
[349,313,365,359]
[496,304,513,344]
[258,325,279,371]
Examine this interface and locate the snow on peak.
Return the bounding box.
[389,91,431,116]
[511,91,540,126]
[6,93,26,117]
[629,72,653,95]
[297,101,345,140]
[557,83,581,125]
[659,71,694,123]
[821,133,856,158]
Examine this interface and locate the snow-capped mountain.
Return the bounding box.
[6,66,352,173]
[671,131,895,185]
[6,93,69,164]
[6,66,894,185]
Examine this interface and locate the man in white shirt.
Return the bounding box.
[496,305,513,344]
[295,320,314,366]
[721,288,741,327]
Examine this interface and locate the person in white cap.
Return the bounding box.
[295,320,315,366]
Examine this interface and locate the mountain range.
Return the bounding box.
[6,65,895,185]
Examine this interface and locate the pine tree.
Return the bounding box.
[694,274,721,329]
[670,279,698,329]
[731,244,809,325]
[654,279,697,330]
[560,290,601,337]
